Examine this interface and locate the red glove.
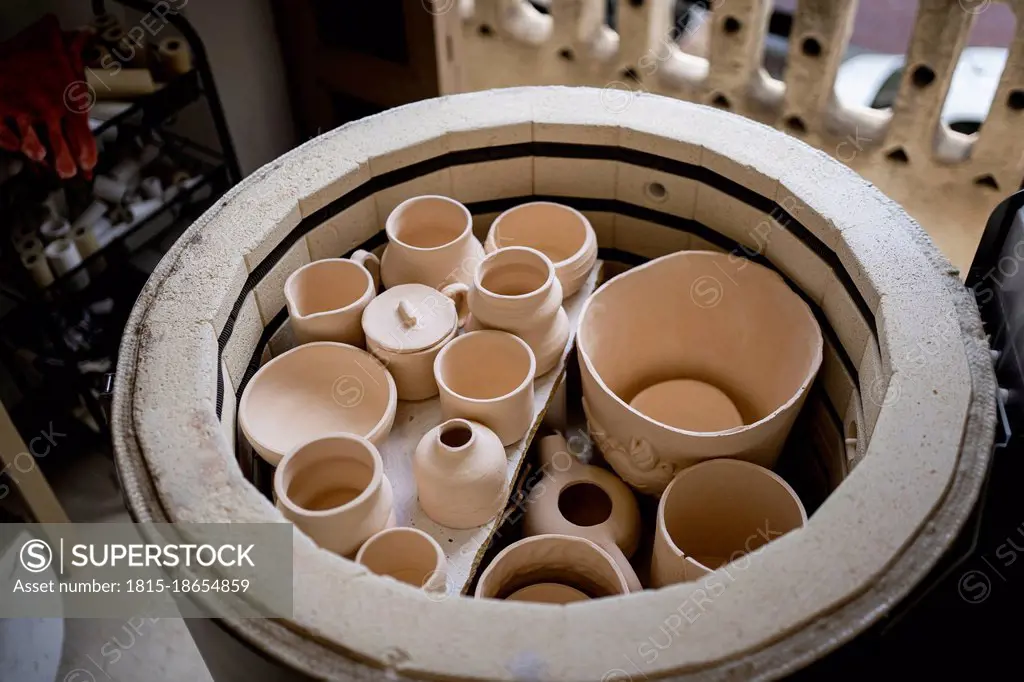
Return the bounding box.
[0,14,98,179]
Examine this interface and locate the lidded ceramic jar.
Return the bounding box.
[465,246,569,376]
[362,283,468,401]
[413,419,508,529]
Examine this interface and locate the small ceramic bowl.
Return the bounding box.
[239,342,397,466]
[433,330,536,446]
[356,527,448,594]
[484,201,597,298]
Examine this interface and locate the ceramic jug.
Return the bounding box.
[413,419,508,529]
[381,195,485,289]
[284,250,380,346]
[466,246,569,376]
[522,433,642,592]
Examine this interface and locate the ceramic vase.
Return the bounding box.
[484,201,597,298]
[521,434,642,591]
[577,250,823,494]
[274,433,395,558]
[414,419,508,529]
[363,282,468,400]
[284,250,380,346]
[434,330,536,446]
[355,527,447,594]
[475,535,629,602]
[651,458,807,587]
[380,195,485,289]
[465,246,569,376]
[239,342,398,466]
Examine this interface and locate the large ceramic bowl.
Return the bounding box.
[578,250,823,493]
[238,342,397,466]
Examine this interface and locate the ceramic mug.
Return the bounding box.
[651,458,807,587]
[380,195,485,289]
[274,433,395,558]
[284,250,380,346]
[355,527,448,594]
[434,330,536,446]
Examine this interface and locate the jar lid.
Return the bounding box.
[362,284,458,354]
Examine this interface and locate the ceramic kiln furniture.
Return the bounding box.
[112,88,995,681]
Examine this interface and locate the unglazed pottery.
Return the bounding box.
[475,534,629,601]
[355,527,447,593]
[465,246,570,376]
[413,419,508,529]
[651,458,807,587]
[381,195,485,289]
[362,282,468,400]
[522,434,641,591]
[284,250,380,346]
[239,342,397,466]
[274,433,394,558]
[434,330,536,446]
[484,201,597,298]
[578,251,823,494]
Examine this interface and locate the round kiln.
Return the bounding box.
[112,87,995,681]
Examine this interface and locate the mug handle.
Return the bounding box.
[440,283,469,327]
[351,249,381,292]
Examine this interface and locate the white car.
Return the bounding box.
[834,46,1007,134]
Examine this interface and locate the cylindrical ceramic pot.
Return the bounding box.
[651,458,807,587]
[475,535,629,602]
[239,342,398,466]
[274,433,395,558]
[355,527,447,594]
[284,250,380,346]
[362,282,468,400]
[380,195,485,289]
[465,246,569,376]
[578,250,823,494]
[434,330,536,446]
[413,419,508,529]
[521,433,642,591]
[484,201,597,298]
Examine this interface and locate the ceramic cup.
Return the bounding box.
[284,250,380,346]
[355,527,448,594]
[465,246,569,376]
[380,195,485,289]
[239,342,398,466]
[578,251,823,494]
[274,433,394,558]
[475,535,629,602]
[434,330,536,446]
[522,433,642,591]
[484,201,597,298]
[651,458,807,587]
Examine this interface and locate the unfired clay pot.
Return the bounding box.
[434,330,536,446]
[651,458,807,587]
[274,433,394,558]
[284,250,380,346]
[475,534,629,602]
[577,251,823,494]
[355,527,447,593]
[522,434,641,592]
[484,201,597,298]
[465,246,569,376]
[381,195,485,289]
[413,419,508,529]
[362,282,468,400]
[239,342,398,466]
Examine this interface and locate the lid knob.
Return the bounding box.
[397,300,419,328]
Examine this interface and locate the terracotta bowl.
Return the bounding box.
[239,342,397,466]
[578,250,823,493]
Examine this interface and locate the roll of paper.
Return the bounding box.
[16,236,43,255]
[93,174,127,204]
[72,225,101,259]
[21,250,54,288]
[140,176,163,199]
[72,200,109,231]
[40,217,70,242]
[128,198,162,224]
[44,238,89,290]
[158,36,192,75]
[87,68,156,99]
